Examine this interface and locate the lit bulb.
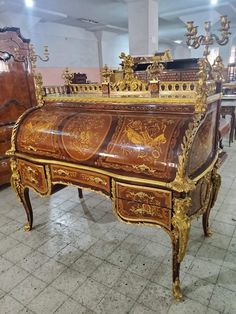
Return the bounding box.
[25,0,34,7]
[211,0,218,5]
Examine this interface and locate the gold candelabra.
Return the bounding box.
[186,15,231,57]
[29,44,49,71]
[29,45,49,105]
[62,67,74,85]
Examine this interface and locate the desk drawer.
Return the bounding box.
[116,182,172,209]
[51,165,110,195]
[18,159,48,194]
[116,198,171,229]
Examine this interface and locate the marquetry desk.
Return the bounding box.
[7,55,223,300]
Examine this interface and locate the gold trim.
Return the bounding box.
[44,95,196,104]
[173,278,183,300]
[11,153,219,192]
[170,114,202,192]
[111,179,172,235]
[13,153,169,187]
[172,197,191,262]
[23,222,31,232]
[115,181,172,209]
[44,93,221,106]
[6,106,41,156]
[52,180,110,199]
[195,58,208,113]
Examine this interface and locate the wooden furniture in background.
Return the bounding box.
[221,96,236,145]
[0,27,36,185]
[71,72,87,84]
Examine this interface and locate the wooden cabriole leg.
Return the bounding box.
[171,196,191,300]
[78,188,83,199]
[10,159,33,231]
[202,166,221,237]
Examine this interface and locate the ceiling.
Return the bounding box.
[0,0,236,44]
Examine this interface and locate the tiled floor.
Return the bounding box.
[0,141,236,313]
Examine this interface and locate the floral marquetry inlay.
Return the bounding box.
[61,114,112,161]
[98,116,176,179]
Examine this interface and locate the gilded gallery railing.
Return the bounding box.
[44,80,217,99]
[42,48,226,113]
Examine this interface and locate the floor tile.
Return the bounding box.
[137,282,172,313]
[90,261,123,287]
[17,250,50,273]
[37,235,69,257]
[71,253,103,276]
[113,270,148,300]
[167,297,208,314]
[51,268,87,295]
[87,239,120,259]
[222,250,236,271]
[72,278,109,310]
[0,295,24,313]
[187,258,221,284]
[182,273,215,306]
[209,285,236,313]
[0,265,29,292]
[0,256,13,274]
[33,258,66,284]
[0,236,20,255]
[70,232,98,251]
[54,297,94,314]
[94,289,134,314]
[54,244,84,266]
[10,274,47,305]
[127,253,159,279]
[129,303,156,314]
[196,243,227,266]
[27,285,68,314]
[3,242,33,264]
[217,266,236,292]
[106,244,138,268]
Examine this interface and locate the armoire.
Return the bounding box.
[0,27,36,185]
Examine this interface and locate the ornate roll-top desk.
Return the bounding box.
[7,54,223,299]
[0,27,36,185]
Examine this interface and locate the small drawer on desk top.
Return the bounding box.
[51,165,110,194]
[116,198,171,229]
[18,159,48,194]
[116,182,172,208]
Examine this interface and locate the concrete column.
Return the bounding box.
[126,0,159,56]
[94,31,103,82]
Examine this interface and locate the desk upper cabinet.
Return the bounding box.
[0,27,36,185]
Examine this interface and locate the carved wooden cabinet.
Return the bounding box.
[8,55,222,299]
[0,27,36,185]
